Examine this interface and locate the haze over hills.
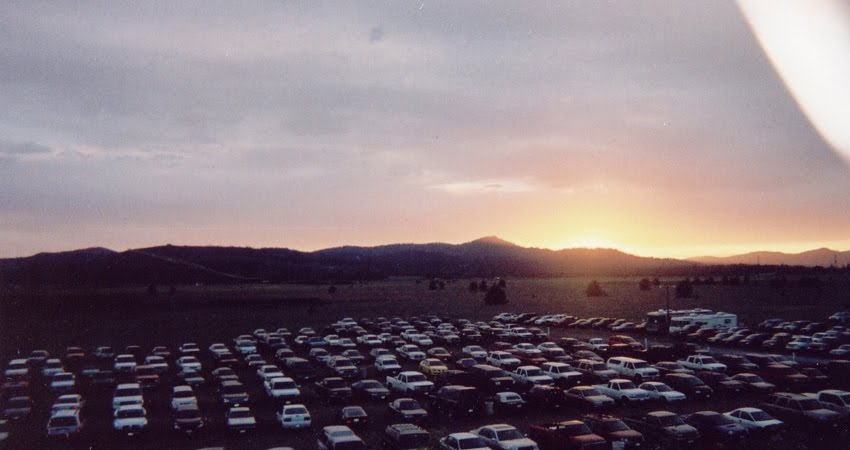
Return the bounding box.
[1,237,846,287]
[689,248,850,267]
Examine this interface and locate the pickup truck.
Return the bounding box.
[677,355,727,373]
[802,390,850,415]
[623,411,700,446]
[760,392,845,428]
[540,362,583,388]
[386,371,435,395]
[593,379,650,403]
[511,366,554,390]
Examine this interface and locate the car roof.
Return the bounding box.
[117,383,141,389]
[732,407,764,413]
[50,409,80,418]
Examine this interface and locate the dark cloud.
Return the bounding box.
[0,141,52,155]
[369,26,384,43]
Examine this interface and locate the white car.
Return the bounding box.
[396,345,426,362]
[143,355,169,373]
[51,394,84,414]
[472,424,539,450]
[171,385,198,410]
[357,334,383,346]
[226,406,257,433]
[113,404,148,434]
[114,354,137,372]
[639,382,686,402]
[235,339,257,355]
[4,359,29,378]
[265,377,301,401]
[463,345,488,359]
[257,364,285,381]
[324,334,342,346]
[375,355,402,373]
[50,372,76,393]
[409,334,433,347]
[42,359,65,377]
[277,403,312,429]
[179,343,201,354]
[587,338,610,352]
[177,356,202,372]
[724,407,784,430]
[441,432,491,450]
[209,343,230,356]
[336,338,357,349]
[112,383,144,410]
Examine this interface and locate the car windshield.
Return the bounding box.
[286,406,307,414]
[399,400,421,410]
[619,381,637,389]
[360,380,381,389]
[458,437,486,449]
[175,408,200,419]
[526,368,543,376]
[222,384,246,394]
[174,390,193,398]
[496,428,523,440]
[749,411,773,421]
[273,381,297,389]
[325,379,345,388]
[116,387,141,396]
[229,409,253,419]
[397,432,429,446]
[343,408,365,417]
[701,357,718,364]
[797,399,822,411]
[504,394,522,402]
[685,377,704,386]
[599,420,629,432]
[49,416,78,427]
[117,408,144,418]
[634,362,649,369]
[559,423,592,436]
[703,414,734,425]
[406,374,427,383]
[658,415,685,426]
[655,384,672,392]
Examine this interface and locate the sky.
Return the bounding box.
[1,1,850,259]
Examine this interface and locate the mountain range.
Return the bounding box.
[0,237,845,287]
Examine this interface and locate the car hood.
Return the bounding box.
[664,424,699,437]
[400,408,428,417]
[608,430,644,441]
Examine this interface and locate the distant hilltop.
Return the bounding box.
[689,248,850,267]
[1,237,846,287]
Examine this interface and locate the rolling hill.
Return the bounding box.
[0,237,697,286]
[689,248,850,267]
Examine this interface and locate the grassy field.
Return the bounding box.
[3,275,850,361]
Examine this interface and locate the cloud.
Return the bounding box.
[0,141,52,156]
[428,179,539,195]
[369,26,384,43]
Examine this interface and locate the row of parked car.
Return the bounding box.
[4,312,850,448]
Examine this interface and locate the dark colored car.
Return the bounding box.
[623,411,700,447]
[468,364,514,394]
[388,398,428,424]
[351,379,390,400]
[525,385,567,411]
[527,420,608,450]
[758,364,809,391]
[583,414,645,449]
[428,385,481,418]
[730,373,776,393]
[173,405,204,435]
[694,371,747,394]
[340,406,369,429]
[683,411,748,443]
[315,377,353,403]
[663,373,713,400]
[381,423,430,450]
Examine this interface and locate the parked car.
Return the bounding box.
[724,407,783,432]
[340,405,369,429]
[46,409,85,439]
[388,398,428,424]
[384,423,431,450]
[172,405,204,435]
[225,406,256,433]
[473,423,540,450]
[277,403,312,430]
[113,404,148,436]
[683,411,748,443]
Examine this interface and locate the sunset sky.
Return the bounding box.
[2,1,849,259]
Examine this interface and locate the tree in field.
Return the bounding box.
[328,285,337,294]
[479,280,488,291]
[497,278,507,288]
[639,278,652,291]
[675,279,694,298]
[484,284,508,304]
[586,280,607,297]
[469,281,479,292]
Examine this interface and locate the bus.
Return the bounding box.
[645,308,714,334]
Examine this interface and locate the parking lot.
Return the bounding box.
[2,312,850,449]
